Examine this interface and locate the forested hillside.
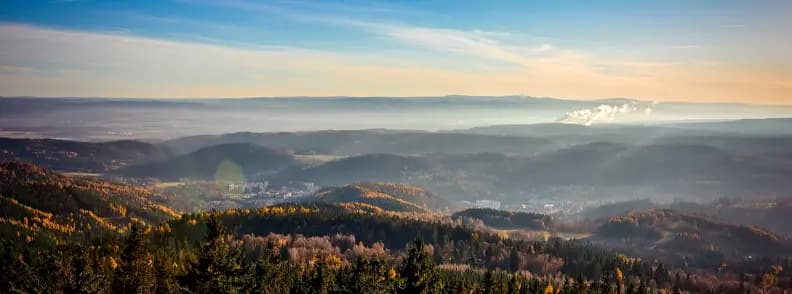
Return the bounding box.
[276,142,792,202]
[596,210,792,265]
[163,130,559,156]
[0,137,172,172]
[0,161,789,293]
[0,160,177,246]
[310,182,457,213]
[4,201,791,293]
[119,143,299,180]
[453,208,553,230]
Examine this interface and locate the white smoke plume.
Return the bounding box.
[557,102,654,126]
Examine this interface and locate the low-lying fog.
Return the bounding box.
[3,96,792,140]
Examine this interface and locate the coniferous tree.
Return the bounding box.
[398,237,441,294]
[637,282,647,294]
[185,215,243,293]
[114,224,156,294]
[508,273,521,294]
[51,246,78,293]
[653,263,670,286]
[153,255,181,294]
[509,248,521,272]
[0,240,45,293]
[75,245,113,294]
[481,270,497,294]
[349,256,390,294]
[309,259,334,294]
[242,252,278,293]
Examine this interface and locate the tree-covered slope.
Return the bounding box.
[0,160,177,245]
[452,208,553,230]
[0,137,172,172]
[310,182,457,213]
[595,209,792,260]
[119,143,299,180]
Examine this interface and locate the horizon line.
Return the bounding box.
[2,94,791,107]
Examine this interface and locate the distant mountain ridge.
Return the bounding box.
[4,96,792,140]
[162,130,559,155]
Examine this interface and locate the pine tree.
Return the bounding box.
[597,275,612,294]
[509,248,521,272]
[637,282,647,294]
[114,224,156,294]
[153,255,180,294]
[653,263,670,286]
[672,285,681,294]
[398,237,441,294]
[75,246,113,294]
[508,273,521,294]
[51,246,78,293]
[310,259,333,294]
[242,251,278,293]
[185,215,243,293]
[481,270,497,294]
[0,240,46,293]
[349,256,390,294]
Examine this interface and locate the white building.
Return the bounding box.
[474,200,502,210]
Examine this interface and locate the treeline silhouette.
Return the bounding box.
[3,203,791,293]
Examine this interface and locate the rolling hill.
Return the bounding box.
[594,209,792,264]
[0,137,172,172]
[118,143,299,180]
[310,182,456,213]
[0,160,177,246]
[274,142,792,202]
[452,208,552,230]
[163,130,559,156]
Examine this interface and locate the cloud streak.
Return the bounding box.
[206,0,553,67]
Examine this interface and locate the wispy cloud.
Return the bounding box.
[0,65,34,74]
[106,10,246,32]
[532,44,555,52]
[0,23,790,104]
[199,0,552,66]
[357,22,538,67]
[668,45,705,50]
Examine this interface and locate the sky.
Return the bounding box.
[0,0,791,104]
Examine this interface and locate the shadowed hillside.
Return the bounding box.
[276,143,792,202]
[0,137,172,172]
[594,209,792,264]
[164,130,559,155]
[119,143,299,180]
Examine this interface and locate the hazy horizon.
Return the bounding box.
[2,94,792,107]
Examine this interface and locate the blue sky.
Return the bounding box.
[1,0,790,104]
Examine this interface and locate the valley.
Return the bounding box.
[3,117,792,292]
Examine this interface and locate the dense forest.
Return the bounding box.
[310,182,457,213]
[452,209,552,231]
[3,156,792,293]
[0,161,176,247]
[3,203,791,293]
